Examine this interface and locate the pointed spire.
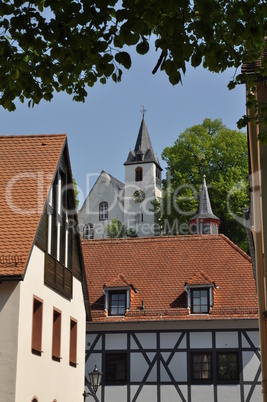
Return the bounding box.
[124,115,162,169]
[190,175,220,235]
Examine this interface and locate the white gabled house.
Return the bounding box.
[0,134,90,402]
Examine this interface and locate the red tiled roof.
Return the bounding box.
[186,271,213,286]
[104,274,134,289]
[0,134,66,277]
[82,235,258,322]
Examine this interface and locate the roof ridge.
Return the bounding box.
[219,234,252,262]
[0,133,66,138]
[81,234,223,245]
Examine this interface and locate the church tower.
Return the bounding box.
[190,175,220,235]
[124,115,162,237]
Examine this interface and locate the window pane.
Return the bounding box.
[110,292,126,315]
[192,289,209,313]
[217,353,239,382]
[106,353,127,383]
[100,202,108,220]
[192,353,212,381]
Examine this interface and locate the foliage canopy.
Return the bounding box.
[1,0,267,124]
[153,118,249,251]
[105,219,138,238]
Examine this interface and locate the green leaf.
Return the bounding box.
[136,40,149,55]
[115,51,131,69]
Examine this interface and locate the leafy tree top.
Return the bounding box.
[1,0,267,132]
[154,119,249,251]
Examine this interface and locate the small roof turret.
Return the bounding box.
[124,116,162,170]
[190,175,220,235]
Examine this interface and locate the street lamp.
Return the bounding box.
[83,365,103,401]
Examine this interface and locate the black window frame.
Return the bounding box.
[109,290,127,316]
[105,352,127,384]
[191,352,212,383]
[191,288,209,314]
[217,351,239,383]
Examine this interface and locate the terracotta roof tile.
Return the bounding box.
[104,274,134,289]
[82,235,258,323]
[0,134,66,277]
[186,271,213,286]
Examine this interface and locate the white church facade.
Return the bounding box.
[79,116,162,238]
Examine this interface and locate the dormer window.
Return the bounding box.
[104,288,130,316]
[191,288,209,314]
[109,291,126,315]
[185,282,214,314]
[103,275,136,317]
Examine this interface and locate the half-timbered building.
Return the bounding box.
[82,180,260,402]
[0,134,90,402]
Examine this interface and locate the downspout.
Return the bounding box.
[247,85,267,401]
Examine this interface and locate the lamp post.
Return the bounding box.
[82,365,103,401]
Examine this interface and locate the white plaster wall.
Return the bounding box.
[160,385,187,402]
[131,385,157,401]
[244,384,262,401]
[242,331,260,348]
[242,351,261,382]
[217,385,240,402]
[131,332,157,349]
[15,245,86,402]
[105,333,127,349]
[131,352,157,382]
[0,281,20,402]
[160,332,186,349]
[161,352,187,381]
[105,385,127,401]
[216,331,238,348]
[79,172,124,239]
[191,385,214,401]
[190,332,212,348]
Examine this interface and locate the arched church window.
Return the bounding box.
[99,202,108,221]
[135,167,143,182]
[84,223,94,239]
[31,398,38,402]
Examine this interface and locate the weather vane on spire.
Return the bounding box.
[140,105,147,117]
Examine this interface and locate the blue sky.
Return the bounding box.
[0,49,246,206]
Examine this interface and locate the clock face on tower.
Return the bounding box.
[133,189,145,203]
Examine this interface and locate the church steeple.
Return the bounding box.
[123,114,162,237]
[190,175,220,235]
[124,116,162,170]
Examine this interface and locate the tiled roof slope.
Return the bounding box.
[0,134,66,277]
[82,235,258,322]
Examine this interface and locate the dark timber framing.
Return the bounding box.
[85,328,260,402]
